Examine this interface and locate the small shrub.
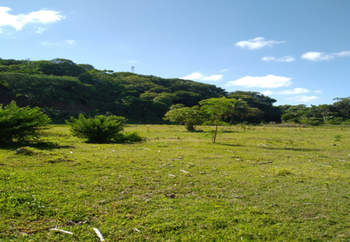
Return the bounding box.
[0,101,51,143]
[341,119,350,125]
[276,168,293,176]
[66,114,125,143]
[334,135,342,141]
[115,131,144,143]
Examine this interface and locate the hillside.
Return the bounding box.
[1,58,349,125]
[0,58,227,123]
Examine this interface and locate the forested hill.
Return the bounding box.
[0,58,228,122]
[2,58,349,125]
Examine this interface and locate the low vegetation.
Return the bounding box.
[0,101,51,143]
[1,124,350,241]
[67,114,129,143]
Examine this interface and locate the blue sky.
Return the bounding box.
[0,0,349,106]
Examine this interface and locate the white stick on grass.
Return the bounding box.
[50,228,73,235]
[93,228,105,241]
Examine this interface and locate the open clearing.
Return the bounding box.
[1,124,350,241]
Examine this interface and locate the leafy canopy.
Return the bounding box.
[0,101,51,143]
[163,106,208,131]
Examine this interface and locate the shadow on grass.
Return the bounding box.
[215,142,243,147]
[220,130,240,134]
[259,147,319,152]
[0,141,75,151]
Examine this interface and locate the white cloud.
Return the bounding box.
[277,56,295,62]
[262,55,295,62]
[65,40,76,45]
[40,41,60,46]
[40,40,76,46]
[301,51,350,61]
[235,37,285,50]
[36,27,47,34]
[262,88,310,95]
[315,90,323,94]
[286,95,319,103]
[0,7,64,32]
[181,72,203,80]
[202,74,223,81]
[127,60,138,64]
[301,52,333,61]
[261,90,273,96]
[226,75,292,88]
[220,68,230,72]
[277,88,310,95]
[181,72,223,81]
[262,56,276,62]
[336,51,350,57]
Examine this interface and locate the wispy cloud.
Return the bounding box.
[235,37,286,50]
[226,75,292,88]
[127,60,138,64]
[181,72,223,81]
[301,52,333,61]
[181,72,202,80]
[220,68,231,72]
[262,55,295,62]
[40,39,76,46]
[261,90,274,96]
[286,95,319,103]
[263,88,321,96]
[202,75,223,81]
[0,7,64,32]
[301,51,350,61]
[277,88,310,95]
[336,51,350,57]
[36,27,47,34]
[65,40,76,45]
[40,41,60,46]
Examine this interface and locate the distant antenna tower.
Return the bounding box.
[131,66,135,73]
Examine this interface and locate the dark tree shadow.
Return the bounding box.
[0,141,75,151]
[258,147,319,152]
[214,142,243,147]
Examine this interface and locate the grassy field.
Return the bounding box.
[1,124,350,241]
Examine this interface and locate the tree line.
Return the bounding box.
[0,58,349,125]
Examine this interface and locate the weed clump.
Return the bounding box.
[66,114,143,143]
[276,168,293,176]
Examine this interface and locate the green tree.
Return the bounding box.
[227,99,262,124]
[163,106,207,131]
[199,97,238,143]
[153,92,173,107]
[333,97,350,120]
[228,91,281,123]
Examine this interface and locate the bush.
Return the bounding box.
[0,101,51,143]
[66,114,126,143]
[341,119,350,125]
[115,131,144,143]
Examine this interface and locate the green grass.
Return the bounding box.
[1,124,350,241]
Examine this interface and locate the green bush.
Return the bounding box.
[0,101,51,143]
[341,119,350,125]
[115,131,144,143]
[66,114,126,143]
